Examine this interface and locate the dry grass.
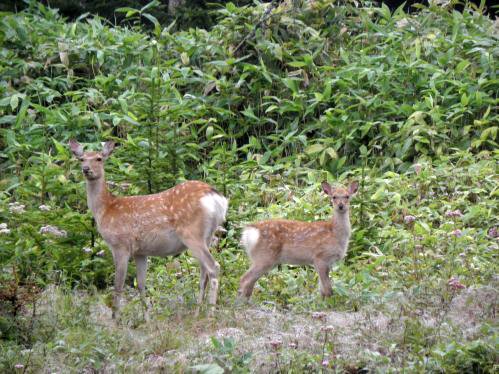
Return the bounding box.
[22,280,497,373]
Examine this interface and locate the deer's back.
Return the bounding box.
[98,181,226,248]
[245,219,345,265]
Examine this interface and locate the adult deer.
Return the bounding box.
[69,140,228,318]
[238,181,358,299]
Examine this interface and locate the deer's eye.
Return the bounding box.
[346,195,350,199]
[332,196,337,200]
[78,158,84,162]
[96,157,102,162]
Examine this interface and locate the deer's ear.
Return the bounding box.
[69,139,84,158]
[102,141,115,159]
[321,181,333,196]
[349,181,359,195]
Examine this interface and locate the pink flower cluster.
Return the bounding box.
[445,209,463,218]
[488,227,498,239]
[269,339,282,350]
[311,311,327,321]
[447,277,466,290]
[404,215,416,224]
[321,325,334,333]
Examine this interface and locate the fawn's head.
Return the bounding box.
[69,140,115,181]
[321,181,359,214]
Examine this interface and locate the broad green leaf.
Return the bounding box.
[305,143,324,154]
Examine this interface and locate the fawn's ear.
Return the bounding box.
[102,141,115,159]
[69,139,84,158]
[348,181,359,195]
[321,181,333,196]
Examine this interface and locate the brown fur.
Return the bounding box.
[69,140,228,318]
[239,181,358,299]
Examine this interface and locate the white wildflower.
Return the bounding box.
[119,182,131,191]
[8,202,26,214]
[0,228,11,235]
[431,0,450,6]
[39,225,67,238]
[83,247,93,254]
[396,18,409,29]
[39,204,51,211]
[413,163,422,175]
[0,223,7,229]
[96,250,105,257]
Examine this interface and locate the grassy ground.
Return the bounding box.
[3,277,497,373]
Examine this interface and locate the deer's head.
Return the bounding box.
[321,181,358,214]
[69,140,115,181]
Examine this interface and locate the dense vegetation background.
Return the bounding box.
[0,0,497,372]
[1,0,258,30]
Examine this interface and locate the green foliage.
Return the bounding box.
[0,0,497,372]
[192,337,252,373]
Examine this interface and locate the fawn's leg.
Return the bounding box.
[314,260,332,297]
[238,262,273,298]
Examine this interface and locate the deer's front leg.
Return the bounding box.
[112,250,130,320]
[134,255,149,321]
[314,260,332,298]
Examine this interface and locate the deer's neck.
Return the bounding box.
[332,212,351,241]
[86,176,113,226]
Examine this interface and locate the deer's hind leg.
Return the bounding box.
[180,236,220,310]
[238,259,274,299]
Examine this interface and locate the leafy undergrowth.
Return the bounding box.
[1,0,498,372]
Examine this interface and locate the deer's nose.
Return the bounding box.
[338,204,344,211]
[82,166,90,173]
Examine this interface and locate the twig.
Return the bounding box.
[233,0,282,54]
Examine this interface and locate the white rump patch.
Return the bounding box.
[200,193,228,224]
[240,227,260,255]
